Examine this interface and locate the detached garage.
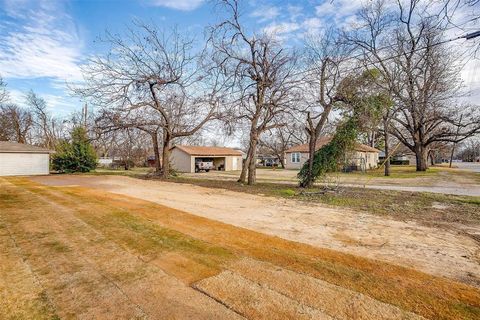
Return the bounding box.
[0,141,53,176]
[170,145,243,173]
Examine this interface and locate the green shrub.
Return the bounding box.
[279,189,296,197]
[52,127,97,173]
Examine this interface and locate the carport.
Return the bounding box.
[169,145,243,173]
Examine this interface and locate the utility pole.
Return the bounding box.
[449,114,463,168]
[82,102,88,129]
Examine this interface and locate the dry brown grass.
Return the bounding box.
[1,177,480,319]
[0,221,59,320]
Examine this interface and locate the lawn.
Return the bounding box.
[86,166,153,177]
[89,164,480,185]
[337,165,444,178]
[1,177,480,319]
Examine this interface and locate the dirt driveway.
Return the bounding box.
[183,167,480,196]
[32,175,480,287]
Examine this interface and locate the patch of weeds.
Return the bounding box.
[36,290,60,320]
[43,241,71,253]
[85,167,152,178]
[277,188,296,197]
[456,197,480,206]
[33,231,53,239]
[452,302,480,319]
[0,193,17,201]
[0,192,22,209]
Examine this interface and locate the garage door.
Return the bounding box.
[0,153,50,176]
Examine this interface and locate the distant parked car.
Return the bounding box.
[195,158,214,173]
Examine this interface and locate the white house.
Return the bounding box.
[170,145,243,173]
[284,137,380,171]
[0,141,54,176]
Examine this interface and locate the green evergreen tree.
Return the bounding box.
[52,127,97,173]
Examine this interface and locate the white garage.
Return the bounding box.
[0,141,53,176]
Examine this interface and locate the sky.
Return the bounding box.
[0,0,479,117]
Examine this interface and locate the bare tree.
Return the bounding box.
[76,23,223,178]
[348,0,480,171]
[456,136,480,161]
[0,76,8,104]
[107,129,149,169]
[0,104,32,143]
[299,29,349,187]
[259,116,306,168]
[26,91,61,149]
[209,0,298,185]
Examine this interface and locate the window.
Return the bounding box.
[291,152,301,163]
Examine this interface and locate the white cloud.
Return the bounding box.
[302,17,322,34]
[315,0,365,28]
[6,89,26,106]
[263,22,300,36]
[251,6,280,22]
[0,0,83,82]
[149,0,205,11]
[315,0,364,17]
[287,5,303,21]
[8,88,80,114]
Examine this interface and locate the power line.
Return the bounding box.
[223,26,480,98]
[268,17,480,80]
[291,29,480,79]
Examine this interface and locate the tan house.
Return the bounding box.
[170,145,243,173]
[284,137,380,171]
[0,141,54,176]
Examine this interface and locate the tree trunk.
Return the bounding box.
[247,138,258,185]
[238,149,250,183]
[449,144,456,168]
[429,151,435,166]
[151,132,161,173]
[449,115,462,168]
[300,105,332,188]
[369,131,376,148]
[238,125,258,184]
[278,154,285,169]
[383,122,390,176]
[414,144,428,171]
[301,132,317,188]
[160,131,171,179]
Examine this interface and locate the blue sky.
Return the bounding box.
[0,0,478,117]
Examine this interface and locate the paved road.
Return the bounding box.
[344,163,480,197]
[344,184,480,197]
[455,162,480,173]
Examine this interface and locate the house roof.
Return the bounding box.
[285,137,380,154]
[0,141,54,154]
[171,145,243,156]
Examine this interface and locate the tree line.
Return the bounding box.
[1,0,479,185]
